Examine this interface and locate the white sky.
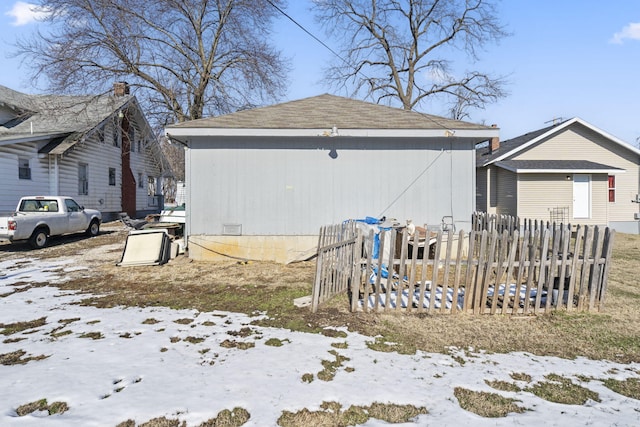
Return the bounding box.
[1,256,639,426]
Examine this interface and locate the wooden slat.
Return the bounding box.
[349,229,363,312]
[463,230,477,312]
[588,226,604,311]
[501,229,519,315]
[544,227,561,311]
[566,226,584,311]
[451,229,466,314]
[490,230,509,314]
[577,226,594,310]
[416,228,431,314]
[471,230,488,314]
[398,229,410,312]
[429,230,443,314]
[598,229,615,311]
[534,228,550,314]
[523,229,540,315]
[362,228,375,313]
[406,228,420,314]
[374,229,387,311]
[440,228,454,314]
[479,230,499,314]
[555,227,571,308]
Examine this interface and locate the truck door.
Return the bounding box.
[65,199,88,231]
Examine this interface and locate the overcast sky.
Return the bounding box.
[2,1,640,145]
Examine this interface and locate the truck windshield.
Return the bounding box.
[19,199,60,212]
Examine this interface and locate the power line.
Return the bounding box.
[265,0,459,133]
[265,0,349,68]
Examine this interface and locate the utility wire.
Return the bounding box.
[378,150,445,218]
[265,0,350,70]
[265,0,461,133]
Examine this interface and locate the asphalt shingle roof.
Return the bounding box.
[0,85,133,143]
[495,159,623,172]
[476,122,563,167]
[168,94,493,131]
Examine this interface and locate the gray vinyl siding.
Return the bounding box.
[187,136,476,236]
[475,167,487,212]
[514,125,639,223]
[496,167,517,216]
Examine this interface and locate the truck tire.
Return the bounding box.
[29,228,49,249]
[86,219,100,237]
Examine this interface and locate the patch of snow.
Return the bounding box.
[0,258,639,426]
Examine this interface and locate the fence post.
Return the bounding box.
[598,228,615,311]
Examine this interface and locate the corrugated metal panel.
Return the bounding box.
[514,126,639,222]
[187,136,476,236]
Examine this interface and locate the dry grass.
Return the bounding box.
[2,225,639,423]
[15,398,69,416]
[116,407,250,427]
[453,387,527,418]
[525,374,600,405]
[277,401,427,426]
[2,224,640,365]
[602,377,640,399]
[0,349,49,365]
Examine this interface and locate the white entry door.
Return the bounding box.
[573,174,591,219]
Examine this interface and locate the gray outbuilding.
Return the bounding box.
[166,94,498,262]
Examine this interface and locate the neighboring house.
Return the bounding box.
[166,94,498,262]
[476,117,640,233]
[0,83,171,220]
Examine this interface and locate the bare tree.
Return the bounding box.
[17,0,289,125]
[312,0,508,115]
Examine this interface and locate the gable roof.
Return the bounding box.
[477,117,640,168]
[167,94,499,139]
[0,85,133,146]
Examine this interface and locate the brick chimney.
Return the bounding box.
[114,81,130,97]
[489,124,499,153]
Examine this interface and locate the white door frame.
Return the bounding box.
[573,174,591,219]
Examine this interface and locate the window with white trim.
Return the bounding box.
[608,175,615,202]
[18,158,31,180]
[78,163,89,195]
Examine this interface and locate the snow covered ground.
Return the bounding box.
[1,257,639,426]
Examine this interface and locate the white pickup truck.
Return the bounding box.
[0,196,102,249]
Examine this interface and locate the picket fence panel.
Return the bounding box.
[311,217,615,315]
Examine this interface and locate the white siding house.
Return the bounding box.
[0,84,170,219]
[167,94,499,263]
